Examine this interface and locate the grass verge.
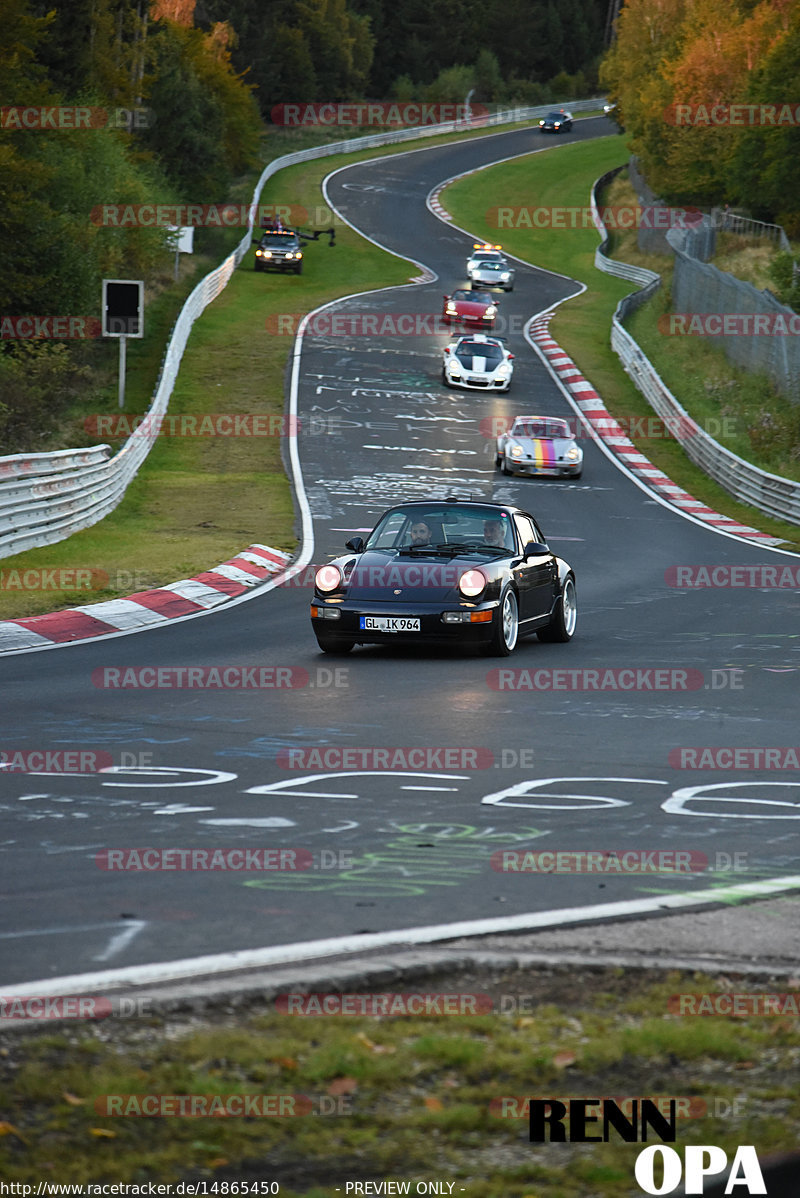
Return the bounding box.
[1,966,799,1192]
[439,138,800,552]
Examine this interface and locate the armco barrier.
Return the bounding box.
[592,168,800,527]
[0,100,605,561]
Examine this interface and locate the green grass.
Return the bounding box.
[2,968,799,1191]
[440,138,800,551]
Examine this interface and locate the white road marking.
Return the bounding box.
[8,875,800,997]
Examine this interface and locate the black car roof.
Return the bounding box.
[380,499,530,517]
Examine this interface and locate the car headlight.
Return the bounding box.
[315,564,343,593]
[565,446,579,461]
[446,302,457,314]
[509,442,524,457]
[538,119,545,126]
[496,363,511,378]
[263,250,272,258]
[486,305,497,317]
[500,272,510,280]
[458,568,486,598]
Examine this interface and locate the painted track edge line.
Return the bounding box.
[6,873,800,996]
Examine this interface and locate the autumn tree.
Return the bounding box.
[600,0,800,210]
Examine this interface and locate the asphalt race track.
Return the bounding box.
[2,116,799,989]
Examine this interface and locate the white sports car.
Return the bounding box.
[496,415,583,478]
[466,244,515,291]
[442,334,514,392]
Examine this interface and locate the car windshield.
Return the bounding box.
[513,419,571,439]
[545,112,565,120]
[365,505,518,553]
[455,341,504,363]
[452,290,492,304]
[260,233,299,247]
[476,262,504,271]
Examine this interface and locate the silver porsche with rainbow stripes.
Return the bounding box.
[495,415,583,478]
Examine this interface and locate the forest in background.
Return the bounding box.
[1,0,609,451]
[6,0,800,452]
[600,0,800,233]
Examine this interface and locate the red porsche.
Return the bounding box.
[442,288,498,328]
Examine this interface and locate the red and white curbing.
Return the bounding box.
[0,544,293,653]
[428,192,452,223]
[529,313,782,545]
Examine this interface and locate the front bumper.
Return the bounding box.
[444,312,496,327]
[311,598,499,646]
[506,459,582,477]
[255,255,300,271]
[445,369,510,391]
[469,273,513,288]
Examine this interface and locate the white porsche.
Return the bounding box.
[442,334,514,392]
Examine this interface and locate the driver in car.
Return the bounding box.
[484,519,507,548]
[410,520,432,546]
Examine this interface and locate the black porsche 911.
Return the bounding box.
[310,499,577,655]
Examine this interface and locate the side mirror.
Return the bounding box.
[523,541,550,558]
[345,536,364,553]
[252,238,261,245]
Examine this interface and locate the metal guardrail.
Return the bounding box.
[710,207,791,253]
[591,169,800,527]
[0,100,606,561]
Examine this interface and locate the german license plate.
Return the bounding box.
[360,616,421,633]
